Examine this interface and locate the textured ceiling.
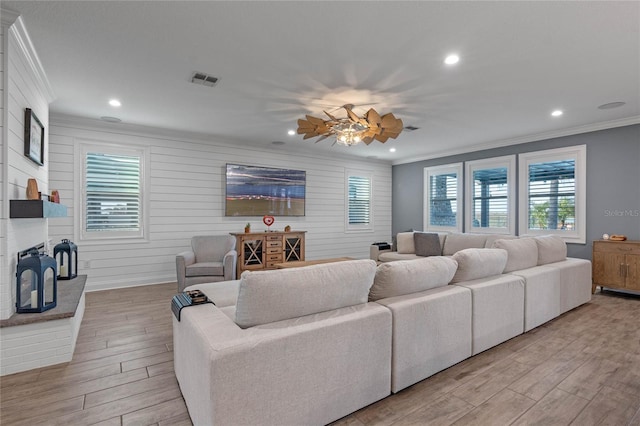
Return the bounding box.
[4,1,639,164]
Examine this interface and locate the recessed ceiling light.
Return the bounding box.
[551,110,563,117]
[598,102,626,110]
[389,148,396,153]
[109,99,121,107]
[444,54,460,65]
[287,130,295,136]
[271,141,286,146]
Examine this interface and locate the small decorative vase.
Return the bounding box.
[284,225,291,232]
[245,227,251,233]
[51,190,60,203]
[26,179,39,200]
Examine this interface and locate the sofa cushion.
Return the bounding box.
[396,232,415,254]
[185,262,224,277]
[235,259,376,328]
[484,234,518,248]
[414,232,442,257]
[442,233,488,256]
[491,238,538,273]
[369,257,458,301]
[450,248,508,283]
[535,235,567,265]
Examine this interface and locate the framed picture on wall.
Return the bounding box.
[24,108,45,166]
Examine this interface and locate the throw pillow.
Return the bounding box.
[491,237,538,273]
[392,229,414,252]
[396,232,416,254]
[450,248,508,283]
[535,235,567,265]
[413,232,442,257]
[369,257,458,301]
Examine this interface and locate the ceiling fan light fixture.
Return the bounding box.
[297,105,403,147]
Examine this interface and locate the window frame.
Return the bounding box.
[76,141,149,244]
[518,145,586,244]
[464,155,516,235]
[345,170,374,232]
[423,162,463,233]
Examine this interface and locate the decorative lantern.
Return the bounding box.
[54,239,78,280]
[16,249,57,313]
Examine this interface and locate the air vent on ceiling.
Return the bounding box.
[403,125,420,131]
[191,71,219,87]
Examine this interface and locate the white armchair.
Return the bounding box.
[176,235,237,292]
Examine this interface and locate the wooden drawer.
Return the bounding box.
[266,261,283,268]
[266,240,282,248]
[266,247,282,254]
[266,254,283,262]
[594,241,640,255]
[266,235,282,241]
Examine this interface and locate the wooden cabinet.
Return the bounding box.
[592,240,640,294]
[231,231,305,276]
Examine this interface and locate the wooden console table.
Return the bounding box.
[592,240,639,294]
[231,231,306,276]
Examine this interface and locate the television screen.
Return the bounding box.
[225,164,306,216]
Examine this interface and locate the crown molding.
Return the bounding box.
[8,16,56,102]
[1,8,19,27]
[392,116,640,165]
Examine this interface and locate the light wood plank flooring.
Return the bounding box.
[1,284,639,425]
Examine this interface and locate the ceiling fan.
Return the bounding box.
[297,104,403,146]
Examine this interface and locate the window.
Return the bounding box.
[518,145,586,243]
[346,171,373,231]
[80,143,148,241]
[424,163,462,232]
[465,155,516,234]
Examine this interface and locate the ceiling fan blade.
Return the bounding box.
[365,108,382,126]
[303,133,318,140]
[362,137,375,145]
[344,106,369,127]
[323,110,338,121]
[306,115,326,126]
[375,134,390,143]
[380,113,398,128]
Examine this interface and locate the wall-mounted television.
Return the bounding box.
[225,164,306,217]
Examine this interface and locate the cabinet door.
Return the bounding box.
[626,254,640,291]
[241,238,265,270]
[593,252,626,287]
[284,234,303,262]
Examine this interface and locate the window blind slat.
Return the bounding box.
[85,152,142,233]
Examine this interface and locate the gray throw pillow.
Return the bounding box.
[414,232,442,257]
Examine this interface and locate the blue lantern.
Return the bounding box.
[16,249,57,313]
[54,239,78,280]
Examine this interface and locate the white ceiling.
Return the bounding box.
[4,1,640,164]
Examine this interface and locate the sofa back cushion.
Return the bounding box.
[369,257,458,301]
[484,234,518,248]
[413,232,442,256]
[396,232,416,254]
[450,248,508,283]
[535,235,567,265]
[491,237,538,273]
[235,259,376,328]
[443,233,488,256]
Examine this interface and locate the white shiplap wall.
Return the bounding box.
[1,15,53,320]
[48,118,392,291]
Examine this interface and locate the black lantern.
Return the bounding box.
[54,239,77,280]
[16,249,57,313]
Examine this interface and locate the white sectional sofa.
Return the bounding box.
[174,233,591,425]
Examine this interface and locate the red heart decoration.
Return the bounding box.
[263,215,275,227]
